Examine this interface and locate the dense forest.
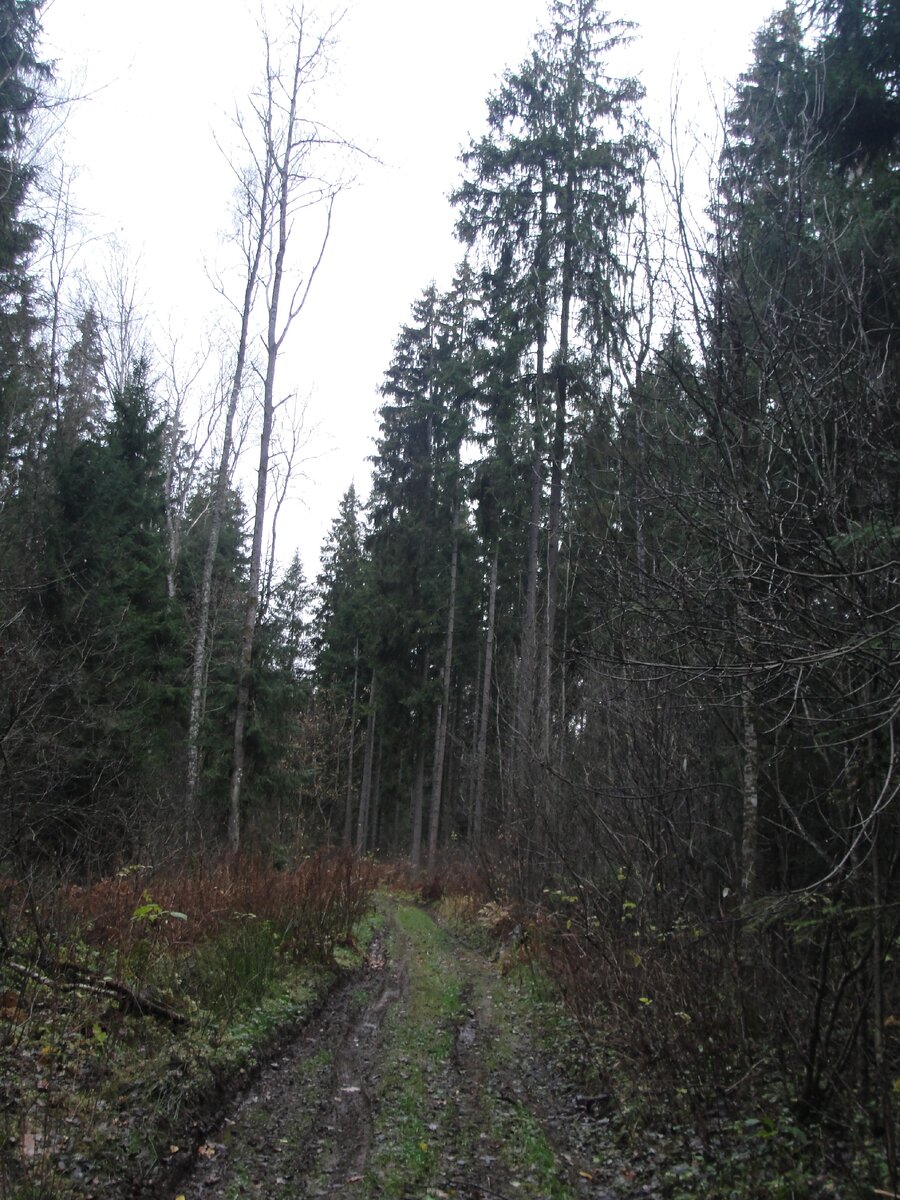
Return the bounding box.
[0,0,897,1190]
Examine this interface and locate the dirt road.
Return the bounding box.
[171,900,629,1200]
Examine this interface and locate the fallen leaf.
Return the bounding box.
[197,1143,216,1158]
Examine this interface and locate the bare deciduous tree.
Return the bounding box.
[227,5,343,853]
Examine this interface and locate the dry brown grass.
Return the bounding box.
[4,849,377,971]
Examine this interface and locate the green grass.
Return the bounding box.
[364,902,579,1199]
[364,903,463,1198]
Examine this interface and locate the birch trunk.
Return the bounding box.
[229,18,335,851]
[185,194,269,836]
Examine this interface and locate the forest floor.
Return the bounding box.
[171,897,640,1200]
[3,887,874,1200]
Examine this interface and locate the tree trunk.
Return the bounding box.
[229,23,332,852]
[514,167,550,789]
[185,210,266,839]
[370,737,383,851]
[410,740,426,872]
[392,750,404,854]
[871,801,896,1188]
[355,670,377,855]
[344,641,360,846]
[740,676,759,905]
[541,164,575,762]
[228,376,275,851]
[473,541,499,847]
[427,528,459,873]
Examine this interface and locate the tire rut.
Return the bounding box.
[171,905,623,1200]
[435,931,625,1200]
[437,980,521,1200]
[171,930,405,1198]
[309,943,407,1193]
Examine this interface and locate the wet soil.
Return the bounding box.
[173,934,404,1198]
[169,904,636,1200]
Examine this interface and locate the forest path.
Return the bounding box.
[172,899,628,1200]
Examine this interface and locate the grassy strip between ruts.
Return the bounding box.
[364,900,578,1200]
[362,903,463,1198]
[465,965,576,1199]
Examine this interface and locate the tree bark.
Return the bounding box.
[513,167,550,790]
[473,541,499,847]
[343,640,359,846]
[229,17,335,851]
[355,670,377,855]
[740,676,759,905]
[185,195,268,837]
[410,739,426,872]
[427,527,459,873]
[541,160,575,762]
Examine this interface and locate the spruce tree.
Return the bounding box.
[36,360,182,861]
[453,0,644,861]
[0,0,46,495]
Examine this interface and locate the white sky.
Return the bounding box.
[41,0,776,579]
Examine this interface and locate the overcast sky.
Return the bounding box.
[41,0,777,577]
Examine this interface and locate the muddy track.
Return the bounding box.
[170,904,628,1200]
[437,979,521,1200]
[438,947,620,1200]
[312,939,407,1191]
[173,931,406,1198]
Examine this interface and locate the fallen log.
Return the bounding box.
[6,959,189,1026]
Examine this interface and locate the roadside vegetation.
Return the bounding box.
[0,863,892,1198]
[432,871,893,1200]
[0,852,376,1199]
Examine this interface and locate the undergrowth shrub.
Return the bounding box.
[529,909,747,1094]
[0,849,378,1199]
[176,918,281,1020]
[3,849,377,1007]
[378,855,490,904]
[523,887,897,1195]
